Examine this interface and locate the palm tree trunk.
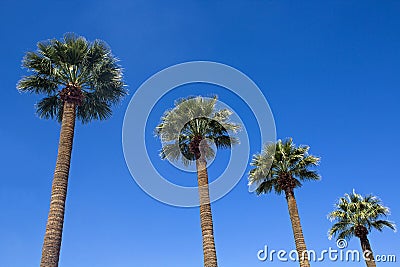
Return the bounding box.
[196,157,218,267]
[285,191,310,267]
[359,237,376,267]
[40,102,76,267]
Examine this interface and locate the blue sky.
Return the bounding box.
[1,1,399,266]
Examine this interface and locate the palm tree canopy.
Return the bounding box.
[328,190,396,240]
[155,96,240,165]
[248,138,320,195]
[17,33,127,123]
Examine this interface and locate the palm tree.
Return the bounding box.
[17,33,127,267]
[248,138,320,267]
[328,190,396,267]
[155,96,240,267]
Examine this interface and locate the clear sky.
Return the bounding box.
[1,1,399,266]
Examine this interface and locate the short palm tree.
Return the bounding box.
[328,190,396,267]
[248,138,320,267]
[155,96,240,267]
[17,34,126,267]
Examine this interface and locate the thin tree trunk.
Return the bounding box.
[40,102,76,267]
[196,157,218,267]
[285,191,310,267]
[359,237,376,267]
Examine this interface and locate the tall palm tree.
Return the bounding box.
[17,34,127,267]
[248,138,320,267]
[155,96,240,267]
[328,190,396,267]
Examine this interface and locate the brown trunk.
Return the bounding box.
[40,102,76,267]
[285,191,310,267]
[196,157,218,267]
[359,236,376,267]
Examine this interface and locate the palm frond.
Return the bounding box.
[155,95,240,165]
[17,75,59,94]
[249,138,319,195]
[76,92,112,123]
[17,33,127,123]
[328,191,396,241]
[36,95,63,121]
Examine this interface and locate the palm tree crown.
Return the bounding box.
[249,138,320,195]
[17,33,126,122]
[328,190,396,240]
[155,96,240,165]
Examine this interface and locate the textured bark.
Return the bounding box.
[359,237,376,267]
[285,191,310,267]
[196,157,218,267]
[40,102,76,267]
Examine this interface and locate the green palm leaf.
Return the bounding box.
[155,95,240,165]
[328,190,396,240]
[17,33,127,123]
[249,138,321,195]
